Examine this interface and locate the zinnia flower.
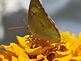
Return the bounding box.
[0,32,81,61]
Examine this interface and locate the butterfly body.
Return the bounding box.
[28,0,60,43]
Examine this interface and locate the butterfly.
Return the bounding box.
[28,0,60,43]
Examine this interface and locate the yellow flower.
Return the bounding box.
[0,32,81,61]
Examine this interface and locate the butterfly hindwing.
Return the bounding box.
[28,0,60,43]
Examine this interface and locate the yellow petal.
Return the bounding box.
[69,34,80,53]
[0,55,4,61]
[10,43,29,58]
[70,34,75,44]
[16,35,31,48]
[30,59,38,61]
[4,59,9,61]
[10,43,25,52]
[65,42,70,49]
[78,32,81,45]
[72,56,81,60]
[53,54,72,61]
[37,54,44,60]
[44,57,48,61]
[60,32,70,43]
[0,55,9,61]
[37,54,48,61]
[25,46,42,55]
[0,51,12,61]
[0,45,14,53]
[18,55,30,61]
[56,50,71,55]
[77,50,81,56]
[70,39,79,52]
[78,32,81,40]
[12,56,18,61]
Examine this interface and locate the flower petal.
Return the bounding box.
[72,56,81,60]
[12,56,18,61]
[56,50,71,55]
[10,43,29,58]
[60,32,70,43]
[16,35,31,48]
[0,45,14,53]
[0,55,4,61]
[25,46,42,55]
[18,55,30,61]
[53,54,72,61]
[37,54,44,60]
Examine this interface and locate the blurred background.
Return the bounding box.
[0,0,81,44]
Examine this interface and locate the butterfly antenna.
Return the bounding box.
[8,26,25,30]
[8,16,28,30]
[22,19,27,26]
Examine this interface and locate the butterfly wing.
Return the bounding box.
[28,0,60,43]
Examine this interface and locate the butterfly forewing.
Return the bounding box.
[28,0,60,43]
